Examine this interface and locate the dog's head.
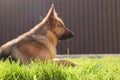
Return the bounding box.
[45,4,74,40]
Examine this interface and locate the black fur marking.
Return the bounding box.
[0,52,10,60]
[59,32,74,40]
[0,53,18,64]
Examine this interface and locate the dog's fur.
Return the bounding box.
[0,4,78,66]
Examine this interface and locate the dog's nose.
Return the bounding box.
[70,31,74,37]
[66,31,74,38]
[59,31,74,40]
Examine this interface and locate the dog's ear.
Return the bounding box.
[45,4,58,24]
[47,4,57,18]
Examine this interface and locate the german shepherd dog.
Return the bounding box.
[0,4,78,66]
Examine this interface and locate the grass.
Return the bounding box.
[0,57,120,80]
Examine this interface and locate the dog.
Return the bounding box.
[0,4,78,66]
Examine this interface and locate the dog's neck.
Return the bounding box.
[30,20,47,35]
[29,20,58,46]
[46,30,58,46]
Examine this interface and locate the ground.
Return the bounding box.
[0,55,120,80]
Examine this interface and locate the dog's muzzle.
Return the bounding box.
[59,31,74,40]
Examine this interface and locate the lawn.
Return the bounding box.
[0,57,120,80]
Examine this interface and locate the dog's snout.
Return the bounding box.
[67,31,74,37]
[70,31,74,37]
[59,28,74,40]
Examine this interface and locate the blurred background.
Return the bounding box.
[0,0,120,54]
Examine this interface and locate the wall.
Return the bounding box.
[0,0,120,54]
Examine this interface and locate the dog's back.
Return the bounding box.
[0,30,57,64]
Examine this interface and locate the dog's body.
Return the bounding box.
[0,4,78,66]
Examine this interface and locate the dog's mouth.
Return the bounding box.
[59,32,74,40]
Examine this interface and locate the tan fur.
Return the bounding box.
[0,4,78,66]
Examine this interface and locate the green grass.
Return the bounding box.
[0,57,120,80]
